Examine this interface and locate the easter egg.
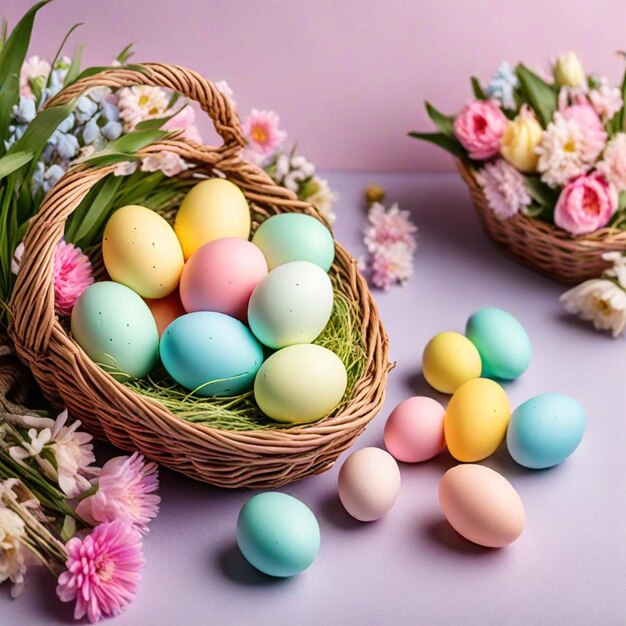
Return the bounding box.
[507,393,586,469]
[439,464,525,548]
[384,396,446,463]
[422,331,482,393]
[71,281,158,378]
[179,238,267,321]
[102,204,184,299]
[145,290,185,338]
[254,344,347,424]
[465,307,531,380]
[338,447,401,522]
[160,312,263,396]
[252,213,335,271]
[174,179,251,259]
[444,378,510,462]
[237,493,320,578]
[247,261,333,349]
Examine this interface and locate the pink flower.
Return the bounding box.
[477,159,532,219]
[54,241,94,317]
[76,452,160,535]
[242,109,286,163]
[370,242,415,291]
[597,133,626,192]
[453,100,507,160]
[588,82,623,121]
[554,173,618,235]
[57,520,144,623]
[163,105,202,144]
[364,202,417,254]
[561,103,607,161]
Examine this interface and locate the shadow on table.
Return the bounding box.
[215,543,294,588]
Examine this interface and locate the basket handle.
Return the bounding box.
[44,63,245,155]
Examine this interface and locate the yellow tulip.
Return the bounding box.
[501,109,544,173]
[554,52,585,88]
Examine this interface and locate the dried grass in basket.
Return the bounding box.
[457,160,626,284]
[8,63,390,489]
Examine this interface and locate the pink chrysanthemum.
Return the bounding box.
[76,452,160,535]
[370,242,415,291]
[57,520,144,623]
[477,159,532,219]
[54,240,94,316]
[242,109,286,163]
[363,202,417,254]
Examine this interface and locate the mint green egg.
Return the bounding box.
[71,281,159,378]
[237,492,320,577]
[252,213,335,272]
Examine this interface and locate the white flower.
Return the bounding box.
[140,151,188,177]
[602,251,626,289]
[0,506,30,597]
[306,176,338,225]
[215,80,236,107]
[589,80,623,121]
[19,55,51,97]
[117,86,168,130]
[10,242,24,275]
[113,161,139,177]
[536,113,590,187]
[8,427,51,463]
[560,279,626,337]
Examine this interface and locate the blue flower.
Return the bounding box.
[82,118,101,145]
[12,97,36,124]
[102,120,122,141]
[486,62,519,110]
[55,132,79,160]
[75,95,98,124]
[32,161,66,195]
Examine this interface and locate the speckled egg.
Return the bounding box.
[247,261,333,349]
[174,179,251,260]
[254,344,347,424]
[71,281,158,378]
[252,213,335,271]
[507,393,586,469]
[179,238,267,321]
[444,378,511,462]
[439,464,525,548]
[465,307,532,380]
[338,447,401,522]
[237,492,320,578]
[102,204,184,299]
[160,312,263,396]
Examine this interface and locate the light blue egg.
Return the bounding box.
[71,281,158,378]
[237,492,320,577]
[465,307,531,380]
[252,213,335,272]
[160,312,263,396]
[507,393,586,469]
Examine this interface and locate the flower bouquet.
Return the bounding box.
[410,52,626,283]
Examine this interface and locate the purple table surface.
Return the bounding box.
[2,171,625,626]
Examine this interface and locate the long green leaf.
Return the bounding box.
[0,73,19,156]
[0,151,33,180]
[10,101,76,154]
[45,22,83,90]
[116,43,134,64]
[516,64,557,127]
[73,175,123,245]
[525,176,558,208]
[408,131,465,158]
[69,63,149,85]
[425,102,454,137]
[0,19,7,50]
[63,43,84,86]
[471,76,487,100]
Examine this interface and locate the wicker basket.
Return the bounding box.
[457,161,626,284]
[8,64,390,489]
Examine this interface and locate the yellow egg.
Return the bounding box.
[103,205,184,299]
[422,331,482,393]
[174,179,251,259]
[444,378,511,462]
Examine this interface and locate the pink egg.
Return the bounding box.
[383,396,446,463]
[145,289,186,338]
[179,238,268,321]
[337,447,401,522]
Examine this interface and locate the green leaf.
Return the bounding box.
[425,102,455,137]
[72,175,123,245]
[45,22,83,90]
[0,19,8,50]
[91,129,170,156]
[63,43,84,86]
[619,191,626,212]
[134,114,176,131]
[0,73,19,157]
[0,151,33,180]
[525,176,558,207]
[10,100,76,154]
[471,76,487,100]
[76,153,141,167]
[69,63,149,85]
[116,43,134,64]
[408,131,465,158]
[515,64,557,127]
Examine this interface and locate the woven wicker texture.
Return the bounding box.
[457,161,626,283]
[8,64,390,488]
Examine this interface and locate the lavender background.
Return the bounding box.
[1,171,625,625]
[5,0,626,170]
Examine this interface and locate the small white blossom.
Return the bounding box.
[306,176,338,225]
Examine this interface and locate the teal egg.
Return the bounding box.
[237,492,320,577]
[507,393,586,469]
[252,213,335,272]
[71,281,158,378]
[160,312,263,396]
[465,307,531,380]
